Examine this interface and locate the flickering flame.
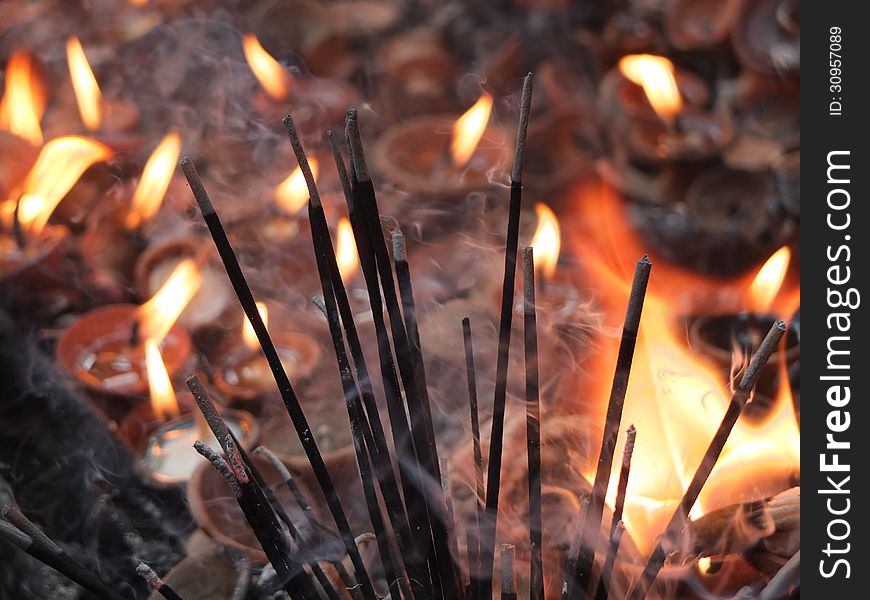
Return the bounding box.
[145,338,180,420]
[125,132,182,228]
[450,93,493,168]
[11,136,112,235]
[748,247,791,313]
[66,37,102,130]
[243,34,289,100]
[243,302,268,350]
[570,183,800,553]
[698,557,712,574]
[618,54,683,124]
[335,218,358,281]
[275,159,318,214]
[138,259,201,343]
[530,202,561,279]
[0,50,46,145]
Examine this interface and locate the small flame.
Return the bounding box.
[0,50,46,145]
[145,338,180,420]
[530,202,561,279]
[450,93,493,168]
[275,158,318,215]
[243,302,268,350]
[243,34,289,100]
[12,136,112,235]
[748,247,791,313]
[618,54,683,124]
[126,132,182,228]
[138,259,202,343]
[335,218,359,281]
[66,37,102,130]
[698,557,712,574]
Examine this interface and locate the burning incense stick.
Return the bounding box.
[282,116,409,597]
[180,159,376,600]
[1,508,123,600]
[481,72,534,593]
[500,543,517,600]
[522,247,544,600]
[593,424,636,600]
[462,316,485,599]
[569,255,652,598]
[136,562,186,600]
[628,320,787,600]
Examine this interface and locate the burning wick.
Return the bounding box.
[0,50,46,145]
[125,132,182,228]
[451,92,494,168]
[748,246,791,314]
[145,339,180,421]
[243,34,289,100]
[136,259,202,345]
[66,37,102,130]
[618,54,683,130]
[530,202,561,284]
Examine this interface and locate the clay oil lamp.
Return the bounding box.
[134,234,233,335]
[56,258,200,400]
[614,54,732,165]
[136,344,257,486]
[80,131,182,292]
[214,302,321,405]
[53,36,141,151]
[688,247,799,420]
[242,33,357,133]
[372,91,513,200]
[0,135,112,315]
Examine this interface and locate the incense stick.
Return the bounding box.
[481,72,534,593]
[136,563,186,600]
[342,114,445,596]
[180,158,376,600]
[627,321,787,600]
[462,316,485,600]
[593,425,636,600]
[522,248,544,600]
[285,119,407,597]
[0,510,123,600]
[500,544,517,600]
[570,255,651,598]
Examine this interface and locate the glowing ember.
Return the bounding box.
[530,202,561,279]
[126,132,182,228]
[145,338,180,420]
[0,50,46,145]
[572,184,799,552]
[275,158,318,215]
[450,93,493,168]
[138,259,201,343]
[335,217,358,281]
[618,54,683,125]
[243,34,289,100]
[9,136,111,235]
[66,37,102,131]
[748,246,791,313]
[242,302,268,350]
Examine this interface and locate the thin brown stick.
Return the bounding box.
[628,321,787,600]
[462,316,485,599]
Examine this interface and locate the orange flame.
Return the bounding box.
[137,259,201,343]
[618,54,683,124]
[569,183,799,553]
[450,93,493,168]
[242,302,268,350]
[530,202,561,279]
[275,158,318,214]
[336,217,358,281]
[145,338,180,420]
[748,247,791,313]
[66,37,102,130]
[0,50,46,145]
[11,136,112,235]
[243,34,289,100]
[126,132,182,228]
